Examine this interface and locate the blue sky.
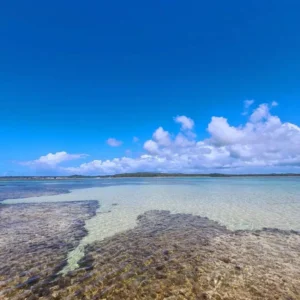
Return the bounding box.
[1,1,300,175]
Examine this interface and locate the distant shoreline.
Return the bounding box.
[1,173,300,180]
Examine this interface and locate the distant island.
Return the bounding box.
[1,172,300,180]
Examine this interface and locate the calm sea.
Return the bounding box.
[2,177,300,274]
[2,177,300,231]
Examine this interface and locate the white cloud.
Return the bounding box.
[106,138,123,147]
[21,151,87,168]
[207,117,245,146]
[133,136,139,143]
[143,140,159,154]
[21,102,300,175]
[174,115,194,130]
[152,127,171,146]
[250,103,270,123]
[242,99,255,115]
[244,99,254,109]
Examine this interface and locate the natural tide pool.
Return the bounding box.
[1,177,300,299]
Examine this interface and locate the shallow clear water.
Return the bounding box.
[2,177,300,272]
[3,177,300,232]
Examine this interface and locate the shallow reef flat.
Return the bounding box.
[52,211,300,300]
[0,201,98,299]
[2,208,300,300]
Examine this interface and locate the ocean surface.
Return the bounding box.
[1,177,300,299]
[2,177,300,232]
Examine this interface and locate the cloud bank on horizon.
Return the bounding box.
[21,101,300,175]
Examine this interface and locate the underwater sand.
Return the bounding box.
[4,183,300,272]
[1,179,300,299]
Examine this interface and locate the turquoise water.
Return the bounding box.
[3,177,300,271]
[3,177,300,232]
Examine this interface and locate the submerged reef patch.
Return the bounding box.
[0,201,98,299]
[1,208,299,299]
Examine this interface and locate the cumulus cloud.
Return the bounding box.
[21,102,300,175]
[153,127,171,146]
[249,103,270,123]
[207,117,245,146]
[143,140,159,154]
[242,99,255,115]
[174,115,195,130]
[106,138,123,147]
[206,103,300,169]
[133,136,139,143]
[21,151,87,168]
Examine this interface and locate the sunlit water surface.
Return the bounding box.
[2,177,300,272]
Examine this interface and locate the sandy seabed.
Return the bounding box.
[0,201,300,300]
